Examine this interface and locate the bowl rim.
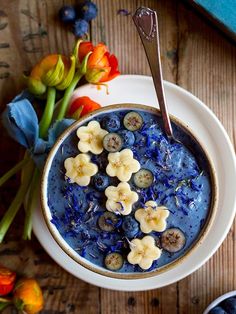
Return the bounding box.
[203,290,236,313]
[41,103,218,279]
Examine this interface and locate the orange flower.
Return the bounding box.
[68,96,101,119]
[27,54,75,95]
[13,278,44,314]
[0,265,16,296]
[78,42,120,83]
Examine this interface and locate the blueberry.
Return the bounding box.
[102,114,120,132]
[103,133,123,152]
[104,252,123,271]
[79,1,98,21]
[59,5,76,23]
[161,228,186,253]
[209,306,226,314]
[118,130,135,148]
[123,111,143,131]
[73,19,89,37]
[122,216,139,238]
[98,212,119,232]
[133,169,154,188]
[93,173,109,191]
[222,297,236,313]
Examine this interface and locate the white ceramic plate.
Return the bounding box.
[33,75,236,291]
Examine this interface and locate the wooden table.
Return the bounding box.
[0,1,235,313]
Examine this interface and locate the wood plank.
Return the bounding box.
[91,1,179,312]
[177,2,236,313]
[100,285,178,314]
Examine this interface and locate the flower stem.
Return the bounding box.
[0,159,34,243]
[22,168,39,240]
[0,156,30,187]
[56,72,83,121]
[39,86,56,139]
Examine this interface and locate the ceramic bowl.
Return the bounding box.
[203,291,236,313]
[41,103,218,279]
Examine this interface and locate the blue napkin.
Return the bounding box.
[1,91,75,168]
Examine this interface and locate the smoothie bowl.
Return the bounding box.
[41,103,218,279]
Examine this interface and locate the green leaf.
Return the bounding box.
[79,51,92,75]
[73,39,83,66]
[42,55,65,86]
[56,55,76,90]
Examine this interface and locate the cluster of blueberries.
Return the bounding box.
[59,1,98,37]
[209,296,236,314]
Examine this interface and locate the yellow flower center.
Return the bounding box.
[114,160,122,167]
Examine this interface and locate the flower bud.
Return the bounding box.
[13,278,44,314]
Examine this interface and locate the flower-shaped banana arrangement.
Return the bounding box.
[64,153,98,186]
[106,149,140,182]
[135,201,169,233]
[77,121,108,154]
[127,236,161,270]
[105,182,138,215]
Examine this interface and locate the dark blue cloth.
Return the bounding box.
[1,91,75,168]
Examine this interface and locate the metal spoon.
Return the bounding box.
[132,7,173,138]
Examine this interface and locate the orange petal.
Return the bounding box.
[68,96,101,117]
[88,43,108,67]
[79,41,93,62]
[31,54,58,79]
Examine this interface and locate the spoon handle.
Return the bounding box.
[133,7,173,137]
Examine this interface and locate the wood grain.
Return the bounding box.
[0,0,235,313]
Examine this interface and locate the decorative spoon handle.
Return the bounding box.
[133,7,173,137]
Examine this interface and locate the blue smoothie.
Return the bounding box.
[47,108,212,273]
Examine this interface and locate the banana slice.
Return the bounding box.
[106,148,140,182]
[135,201,169,233]
[64,153,98,186]
[127,236,161,270]
[105,182,138,215]
[77,121,108,155]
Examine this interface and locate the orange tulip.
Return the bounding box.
[78,42,120,83]
[27,54,75,95]
[13,278,44,314]
[0,265,16,296]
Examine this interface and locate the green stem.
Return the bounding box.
[22,168,39,240]
[0,160,34,243]
[39,86,56,139]
[56,72,83,121]
[0,157,30,187]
